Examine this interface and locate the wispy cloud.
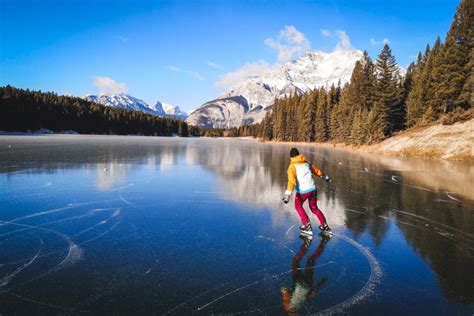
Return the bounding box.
[214,60,272,89]
[93,76,127,94]
[335,30,351,50]
[213,26,357,91]
[166,65,205,81]
[320,29,331,37]
[215,26,310,90]
[370,37,390,46]
[320,29,353,51]
[206,61,223,70]
[264,25,310,63]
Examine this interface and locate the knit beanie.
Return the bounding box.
[290,148,299,157]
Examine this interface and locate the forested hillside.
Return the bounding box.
[0,86,190,136]
[232,0,472,145]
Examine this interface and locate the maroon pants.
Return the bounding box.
[295,190,326,226]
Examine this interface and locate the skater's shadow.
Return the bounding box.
[280,236,329,315]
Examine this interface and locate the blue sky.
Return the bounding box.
[0,0,460,112]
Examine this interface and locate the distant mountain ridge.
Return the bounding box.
[186,49,366,128]
[157,101,188,119]
[84,94,187,119]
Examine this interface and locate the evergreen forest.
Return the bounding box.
[0,86,190,137]
[0,0,471,142]
[228,0,472,144]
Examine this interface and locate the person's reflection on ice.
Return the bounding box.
[280,236,328,315]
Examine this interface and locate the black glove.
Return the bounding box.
[323,175,331,182]
[282,192,291,204]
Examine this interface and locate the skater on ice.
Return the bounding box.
[282,148,332,237]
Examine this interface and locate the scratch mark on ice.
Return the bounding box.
[285,224,297,236]
[445,192,462,202]
[197,263,334,311]
[119,195,135,207]
[0,242,42,287]
[314,235,383,315]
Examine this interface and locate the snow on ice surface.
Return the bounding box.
[0,136,473,314]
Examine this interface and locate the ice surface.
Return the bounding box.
[0,135,472,314]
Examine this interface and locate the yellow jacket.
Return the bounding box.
[285,155,324,195]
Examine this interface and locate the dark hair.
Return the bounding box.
[290,148,299,157]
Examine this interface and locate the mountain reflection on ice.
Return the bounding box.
[0,135,473,315]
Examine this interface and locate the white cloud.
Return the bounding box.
[320,29,331,37]
[214,60,272,89]
[206,61,223,70]
[264,25,310,63]
[370,37,390,46]
[214,26,311,90]
[93,76,127,94]
[335,30,351,50]
[166,65,204,81]
[320,29,354,51]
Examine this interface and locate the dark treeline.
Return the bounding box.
[230,0,472,144]
[194,125,262,138]
[0,86,190,136]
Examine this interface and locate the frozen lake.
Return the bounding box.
[0,135,473,315]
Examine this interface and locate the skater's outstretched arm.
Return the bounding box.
[310,163,324,178]
[310,163,331,182]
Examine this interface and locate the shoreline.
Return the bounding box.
[2,118,472,161]
[259,118,474,162]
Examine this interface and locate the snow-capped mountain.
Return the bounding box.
[186,49,364,128]
[84,93,158,115]
[157,101,188,119]
[148,100,166,115]
[84,94,187,119]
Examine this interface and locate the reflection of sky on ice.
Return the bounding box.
[0,135,473,314]
[95,163,130,191]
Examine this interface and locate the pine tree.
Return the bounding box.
[285,94,298,141]
[274,99,286,141]
[297,93,315,142]
[261,111,273,140]
[315,88,330,142]
[349,108,368,145]
[399,62,416,127]
[338,90,355,143]
[431,0,473,115]
[365,102,387,144]
[329,102,340,140]
[406,47,431,127]
[373,44,403,135]
[360,51,377,110]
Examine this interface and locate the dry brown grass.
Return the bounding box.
[397,148,443,159]
[448,152,474,161]
[258,117,473,161]
[441,108,473,125]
